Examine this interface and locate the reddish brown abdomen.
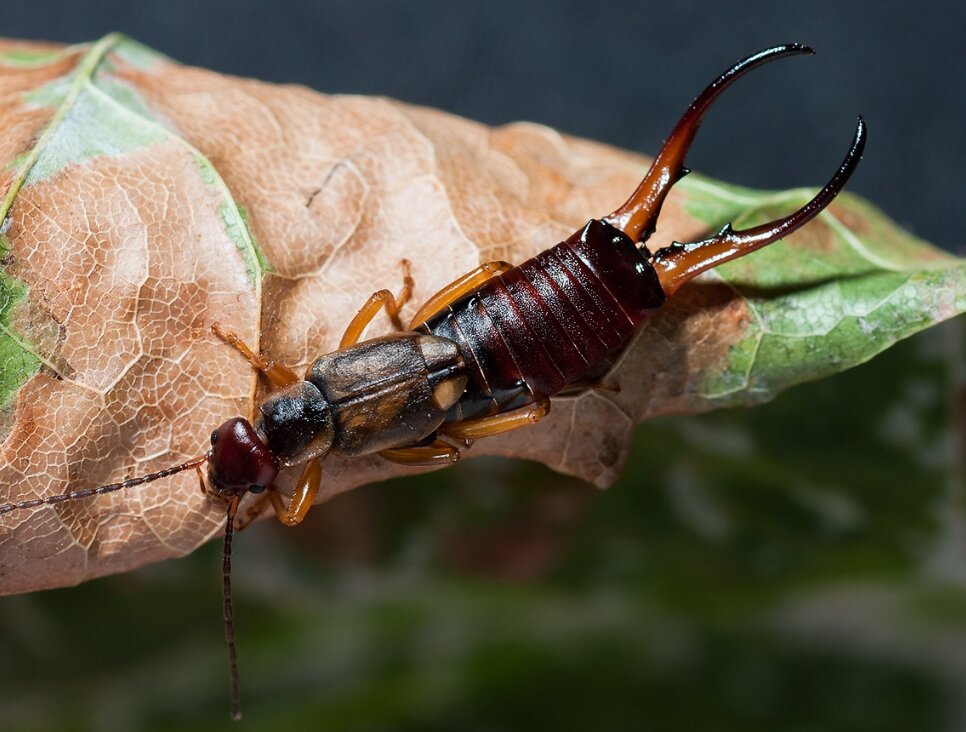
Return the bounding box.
[419,219,665,421]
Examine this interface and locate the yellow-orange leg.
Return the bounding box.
[407,261,512,329]
[211,322,300,388]
[340,260,414,348]
[441,399,551,440]
[268,457,322,527]
[381,439,461,467]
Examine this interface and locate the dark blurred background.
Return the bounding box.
[4,0,965,254]
[1,2,964,730]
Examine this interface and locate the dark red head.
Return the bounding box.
[207,417,279,496]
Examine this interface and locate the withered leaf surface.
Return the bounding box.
[1,35,963,593]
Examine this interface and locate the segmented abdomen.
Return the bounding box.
[418,219,665,422]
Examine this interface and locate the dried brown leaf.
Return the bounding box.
[0,35,961,594]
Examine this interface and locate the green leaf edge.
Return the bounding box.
[677,175,966,407]
[0,33,269,409]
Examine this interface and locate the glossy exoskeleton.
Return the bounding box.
[0,44,866,719]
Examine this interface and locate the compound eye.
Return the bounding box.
[210,429,219,445]
[248,484,266,494]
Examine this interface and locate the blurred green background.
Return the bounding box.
[1,318,962,731]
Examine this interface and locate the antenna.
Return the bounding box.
[223,494,243,720]
[0,456,208,516]
[0,454,248,720]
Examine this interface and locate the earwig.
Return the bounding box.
[0,44,866,719]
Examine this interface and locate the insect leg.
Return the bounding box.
[407,261,512,328]
[196,463,208,495]
[339,259,415,347]
[211,322,300,388]
[441,399,551,440]
[380,439,461,466]
[267,457,322,527]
